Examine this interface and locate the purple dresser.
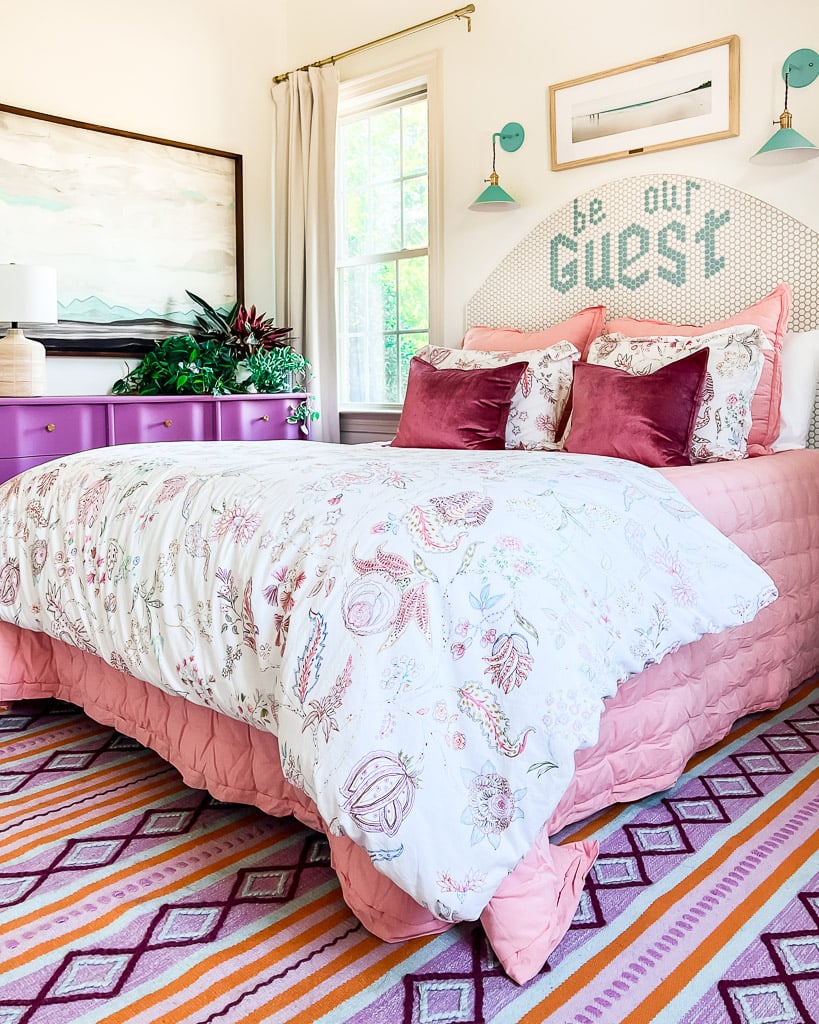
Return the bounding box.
[0,393,310,485]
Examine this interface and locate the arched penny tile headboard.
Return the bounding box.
[466,173,819,446]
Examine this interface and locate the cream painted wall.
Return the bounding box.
[285,0,819,348]
[0,0,287,394]
[3,0,818,395]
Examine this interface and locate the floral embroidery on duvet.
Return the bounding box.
[0,441,777,922]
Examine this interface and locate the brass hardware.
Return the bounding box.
[163,419,173,427]
[261,415,270,422]
[45,423,55,432]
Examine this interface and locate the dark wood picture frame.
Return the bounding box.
[0,104,243,355]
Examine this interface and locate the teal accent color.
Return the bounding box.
[470,183,518,209]
[550,233,578,293]
[685,180,701,214]
[661,181,682,213]
[573,198,586,237]
[617,225,650,291]
[695,209,730,279]
[589,198,605,225]
[644,186,660,214]
[0,188,70,212]
[658,222,687,287]
[753,126,818,159]
[584,235,614,290]
[497,122,525,153]
[783,48,819,88]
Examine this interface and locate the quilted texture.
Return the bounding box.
[2,450,818,983]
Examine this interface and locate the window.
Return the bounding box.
[336,59,440,409]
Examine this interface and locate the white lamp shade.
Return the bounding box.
[0,265,58,323]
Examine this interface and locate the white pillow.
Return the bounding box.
[773,330,819,451]
[416,341,580,449]
[587,326,768,462]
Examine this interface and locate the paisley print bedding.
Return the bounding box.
[0,441,777,924]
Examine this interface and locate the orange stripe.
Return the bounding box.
[4,773,183,861]
[561,682,816,844]
[1,817,302,972]
[95,890,349,1024]
[517,761,819,1022]
[620,813,819,1023]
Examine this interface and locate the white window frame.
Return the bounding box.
[336,53,443,413]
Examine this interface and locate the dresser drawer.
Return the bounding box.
[113,401,213,444]
[0,404,108,458]
[219,397,303,441]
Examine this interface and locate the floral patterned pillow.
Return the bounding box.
[416,341,580,449]
[587,326,768,462]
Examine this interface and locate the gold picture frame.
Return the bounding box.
[549,36,740,171]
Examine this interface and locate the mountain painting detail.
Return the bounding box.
[0,107,240,353]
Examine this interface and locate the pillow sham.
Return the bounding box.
[604,284,792,454]
[391,356,526,450]
[462,306,605,358]
[587,326,767,462]
[416,340,580,449]
[774,330,819,451]
[563,348,710,468]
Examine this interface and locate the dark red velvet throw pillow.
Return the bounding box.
[563,347,709,467]
[391,356,527,450]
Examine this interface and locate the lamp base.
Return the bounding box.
[0,328,47,397]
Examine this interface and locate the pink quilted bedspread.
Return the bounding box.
[2,450,818,983]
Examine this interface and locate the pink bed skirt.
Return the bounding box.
[3,450,819,982]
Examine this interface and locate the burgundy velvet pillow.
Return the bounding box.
[391,356,527,450]
[563,347,709,467]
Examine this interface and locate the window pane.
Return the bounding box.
[402,101,428,176]
[370,108,401,182]
[372,181,401,253]
[338,262,399,404]
[398,256,429,331]
[342,187,369,258]
[399,332,428,399]
[403,176,428,249]
[341,119,370,188]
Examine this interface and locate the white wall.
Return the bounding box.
[3,0,818,394]
[286,0,819,347]
[0,0,287,394]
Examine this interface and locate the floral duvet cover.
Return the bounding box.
[0,441,777,923]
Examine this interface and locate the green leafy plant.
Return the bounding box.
[110,334,245,396]
[286,397,321,437]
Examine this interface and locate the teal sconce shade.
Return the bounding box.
[470,122,525,210]
[752,48,819,162]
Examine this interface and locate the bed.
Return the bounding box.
[2,175,819,985]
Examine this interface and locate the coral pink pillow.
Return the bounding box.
[563,348,709,467]
[604,285,792,454]
[462,306,605,359]
[391,356,527,450]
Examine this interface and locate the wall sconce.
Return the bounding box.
[752,47,819,161]
[470,122,525,210]
[0,264,58,397]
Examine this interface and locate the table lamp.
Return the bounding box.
[0,264,58,396]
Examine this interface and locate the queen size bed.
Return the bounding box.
[2,175,819,985]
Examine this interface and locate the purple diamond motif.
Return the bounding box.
[45,752,95,771]
[725,981,805,1024]
[706,775,758,798]
[629,824,688,853]
[58,840,124,869]
[137,810,195,836]
[48,953,131,998]
[0,716,33,732]
[0,774,28,794]
[765,735,811,753]
[0,877,40,906]
[150,906,221,944]
[772,934,819,974]
[239,870,294,899]
[416,979,474,1023]
[592,856,643,886]
[668,799,724,822]
[735,753,786,775]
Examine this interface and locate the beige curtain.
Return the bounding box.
[272,66,340,443]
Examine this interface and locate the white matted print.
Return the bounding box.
[549,36,739,171]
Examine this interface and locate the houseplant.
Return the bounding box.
[111,292,319,433]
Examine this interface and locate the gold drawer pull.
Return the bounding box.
[261,415,270,422]
[45,423,56,432]
[163,419,173,428]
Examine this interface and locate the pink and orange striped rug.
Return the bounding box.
[1,679,817,1024]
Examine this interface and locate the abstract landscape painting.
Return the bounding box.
[0,105,242,354]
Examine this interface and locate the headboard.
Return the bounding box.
[466,174,819,446]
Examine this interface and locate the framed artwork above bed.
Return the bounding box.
[0,104,244,356]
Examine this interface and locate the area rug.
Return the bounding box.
[0,679,817,1024]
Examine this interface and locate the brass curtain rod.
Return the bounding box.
[271,4,475,84]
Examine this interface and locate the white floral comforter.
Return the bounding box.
[0,441,777,921]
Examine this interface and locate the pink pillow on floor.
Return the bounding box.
[563,348,710,468]
[391,356,527,450]
[462,306,605,359]
[604,285,792,454]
